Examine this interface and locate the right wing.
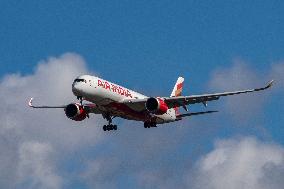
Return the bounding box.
[28,98,67,108]
[28,98,102,114]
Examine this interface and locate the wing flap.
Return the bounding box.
[176,110,218,119]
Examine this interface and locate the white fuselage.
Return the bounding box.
[72,75,176,124]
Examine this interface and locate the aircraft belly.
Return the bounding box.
[104,102,148,121]
[126,103,146,112]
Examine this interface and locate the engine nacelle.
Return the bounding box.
[64,103,87,121]
[145,97,168,115]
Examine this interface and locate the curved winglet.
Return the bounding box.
[266,80,274,89]
[28,97,35,108]
[256,80,274,91]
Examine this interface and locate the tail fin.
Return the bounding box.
[170,77,184,116]
[171,77,184,97]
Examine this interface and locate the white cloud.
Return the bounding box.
[208,59,284,122]
[16,142,62,189]
[82,158,120,189]
[0,53,104,188]
[269,62,284,92]
[1,53,105,149]
[187,137,284,189]
[81,120,190,189]
[208,59,268,121]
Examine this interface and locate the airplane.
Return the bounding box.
[28,75,274,131]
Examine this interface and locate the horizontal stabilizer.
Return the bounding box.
[176,110,218,119]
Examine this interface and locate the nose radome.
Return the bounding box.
[72,83,81,96]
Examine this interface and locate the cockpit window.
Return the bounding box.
[74,79,86,83]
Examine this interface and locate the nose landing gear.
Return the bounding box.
[77,96,83,105]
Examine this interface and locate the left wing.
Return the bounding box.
[122,80,274,110]
[164,80,274,108]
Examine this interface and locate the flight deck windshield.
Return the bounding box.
[74,79,86,83]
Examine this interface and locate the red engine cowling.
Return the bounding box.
[64,103,87,121]
[145,97,168,115]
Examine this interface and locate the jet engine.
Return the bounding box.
[64,103,87,121]
[145,97,168,115]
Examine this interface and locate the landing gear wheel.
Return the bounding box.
[144,122,147,128]
[102,114,118,131]
[144,122,150,128]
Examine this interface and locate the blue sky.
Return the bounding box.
[2,1,283,80]
[0,1,283,189]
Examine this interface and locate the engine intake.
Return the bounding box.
[65,103,87,121]
[145,97,168,115]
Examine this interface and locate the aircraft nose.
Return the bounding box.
[72,82,82,96]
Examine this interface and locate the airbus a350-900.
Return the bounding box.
[29,75,273,131]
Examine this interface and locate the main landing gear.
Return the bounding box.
[102,114,118,131]
[144,122,157,128]
[103,124,117,131]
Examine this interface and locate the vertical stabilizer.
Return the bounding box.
[170,77,184,116]
[171,77,184,97]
